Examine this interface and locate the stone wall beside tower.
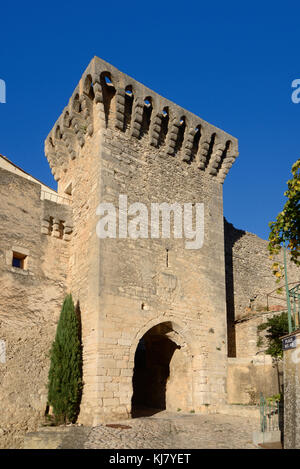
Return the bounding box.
[225,220,299,404]
[0,161,72,448]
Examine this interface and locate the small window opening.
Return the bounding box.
[166,248,169,267]
[12,252,27,270]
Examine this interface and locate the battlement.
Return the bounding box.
[45,56,238,184]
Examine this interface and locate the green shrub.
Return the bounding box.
[257,312,290,358]
[47,294,83,424]
[266,393,282,403]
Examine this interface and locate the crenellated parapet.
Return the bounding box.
[45,56,238,183]
[41,199,73,241]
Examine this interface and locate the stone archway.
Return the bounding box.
[131,321,193,417]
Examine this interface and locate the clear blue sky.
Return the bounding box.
[1,1,299,240]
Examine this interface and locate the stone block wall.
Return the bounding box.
[44,56,239,424]
[1,56,298,444]
[225,220,299,328]
[225,220,299,404]
[227,356,282,405]
[0,167,72,448]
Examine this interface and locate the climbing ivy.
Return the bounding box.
[268,158,300,281]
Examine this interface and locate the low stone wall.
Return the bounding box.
[217,404,260,421]
[227,356,282,404]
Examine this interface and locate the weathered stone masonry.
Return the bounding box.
[1,57,298,447]
[44,56,238,425]
[0,164,72,448]
[224,221,299,404]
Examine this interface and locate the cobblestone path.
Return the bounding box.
[58,411,259,449]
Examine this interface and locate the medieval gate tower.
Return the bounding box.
[45,57,238,425]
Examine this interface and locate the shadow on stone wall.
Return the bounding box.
[224,218,246,357]
[75,300,83,422]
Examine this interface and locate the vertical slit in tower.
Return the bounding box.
[190,125,201,162]
[63,111,71,128]
[124,86,134,132]
[84,74,95,100]
[204,133,216,168]
[174,117,186,155]
[48,217,54,236]
[100,72,116,128]
[140,97,153,138]
[158,107,169,147]
[89,82,95,100]
[216,140,231,174]
[58,220,65,239]
[73,94,81,113]
[55,125,62,140]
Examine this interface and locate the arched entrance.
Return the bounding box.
[131,321,193,417]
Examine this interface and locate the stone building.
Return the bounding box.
[0,57,298,447]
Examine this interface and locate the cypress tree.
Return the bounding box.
[47,294,83,424]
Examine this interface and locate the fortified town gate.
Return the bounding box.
[45,57,238,425]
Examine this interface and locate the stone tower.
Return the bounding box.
[45,57,238,425]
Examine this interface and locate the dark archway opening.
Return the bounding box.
[131,323,180,417]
